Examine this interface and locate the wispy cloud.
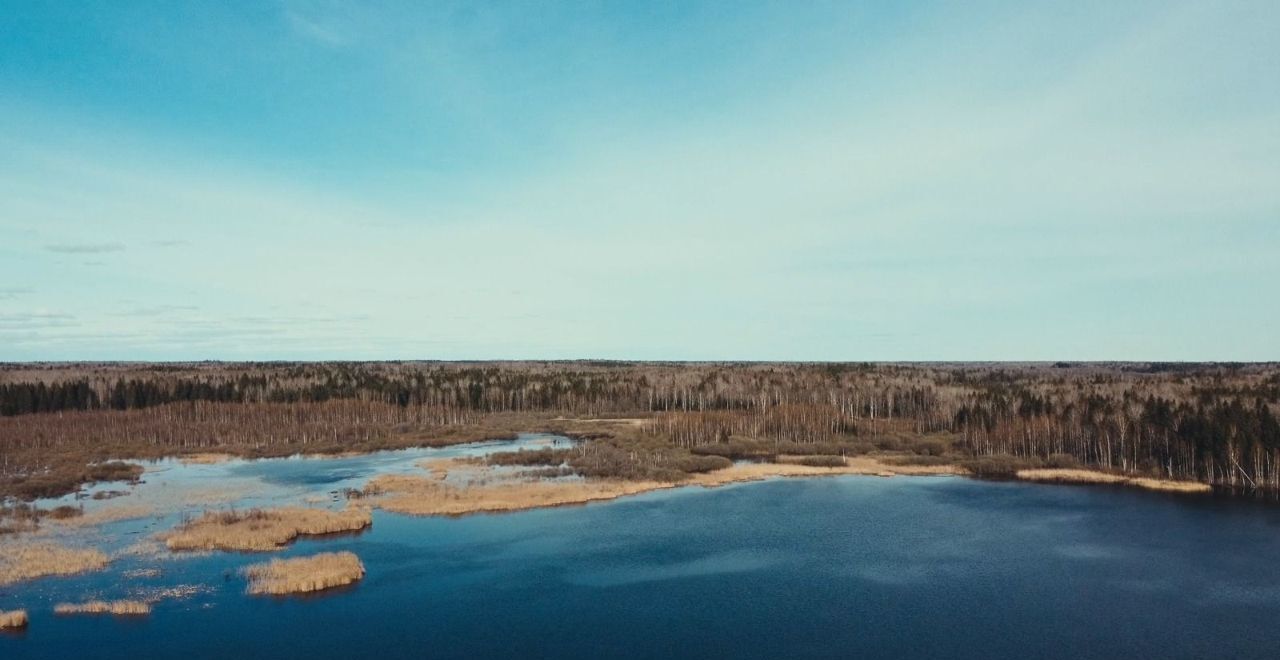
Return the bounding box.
[44,242,126,254]
[0,287,34,301]
[284,7,350,47]
[0,311,77,330]
[110,304,199,318]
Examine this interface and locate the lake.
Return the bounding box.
[4,435,1280,659]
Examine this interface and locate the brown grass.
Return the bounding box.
[0,542,110,586]
[165,506,372,552]
[694,459,961,481]
[370,474,671,516]
[1016,469,1212,493]
[557,417,649,427]
[0,609,28,629]
[179,453,236,465]
[1016,469,1129,484]
[54,600,151,616]
[1124,477,1213,493]
[243,551,365,595]
[776,454,849,468]
[369,458,963,516]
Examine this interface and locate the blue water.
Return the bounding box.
[6,448,1280,658]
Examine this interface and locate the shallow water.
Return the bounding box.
[5,437,1280,658]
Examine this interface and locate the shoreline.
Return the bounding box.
[6,438,1225,536]
[365,454,1219,519]
[366,457,965,517]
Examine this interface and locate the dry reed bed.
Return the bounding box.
[370,474,670,516]
[0,609,28,629]
[54,600,151,616]
[369,458,962,516]
[1016,469,1212,493]
[165,506,372,552]
[179,453,236,465]
[1127,477,1213,493]
[0,542,110,586]
[243,551,365,595]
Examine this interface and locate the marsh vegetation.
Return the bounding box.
[241,551,365,595]
[0,542,109,586]
[0,609,27,629]
[164,506,372,552]
[53,600,150,616]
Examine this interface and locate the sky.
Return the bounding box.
[1,0,1277,361]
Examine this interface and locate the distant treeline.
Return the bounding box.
[2,361,1279,492]
[2,378,252,415]
[0,363,936,419]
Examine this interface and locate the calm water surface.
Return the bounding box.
[5,436,1280,659]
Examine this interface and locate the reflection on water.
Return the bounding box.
[6,440,1280,659]
[567,549,777,587]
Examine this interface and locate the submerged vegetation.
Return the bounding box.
[165,506,372,552]
[0,502,84,535]
[242,551,365,595]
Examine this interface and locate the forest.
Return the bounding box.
[1,361,1278,499]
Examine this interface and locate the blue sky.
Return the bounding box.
[1,1,1277,361]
